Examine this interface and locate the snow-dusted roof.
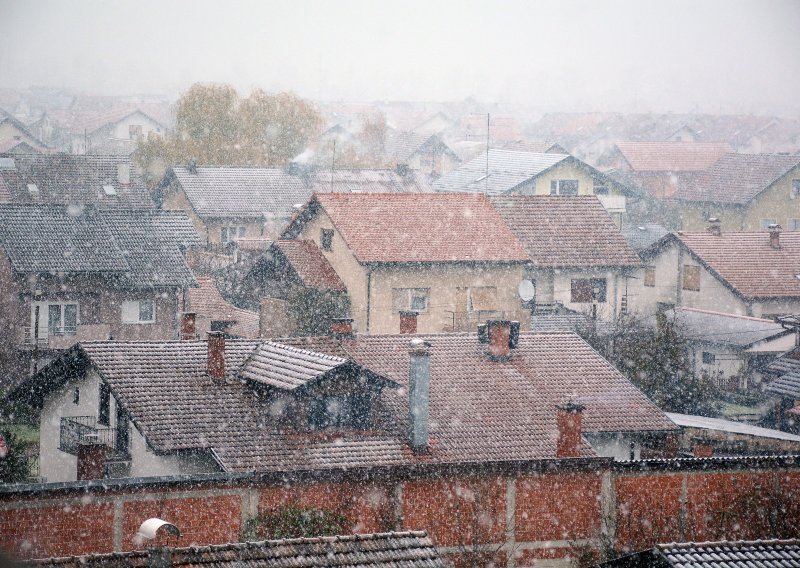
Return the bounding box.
[666,412,800,442]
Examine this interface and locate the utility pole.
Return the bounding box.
[330,139,336,192]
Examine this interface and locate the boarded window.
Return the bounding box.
[644,266,656,287]
[320,228,334,251]
[571,278,607,303]
[468,286,498,312]
[683,265,701,291]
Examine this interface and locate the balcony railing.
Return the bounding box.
[21,323,111,350]
[59,416,116,455]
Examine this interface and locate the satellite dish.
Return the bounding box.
[518,279,536,302]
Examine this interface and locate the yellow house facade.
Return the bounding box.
[282,193,532,334]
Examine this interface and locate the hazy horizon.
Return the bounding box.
[2,0,799,116]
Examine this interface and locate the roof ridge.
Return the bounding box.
[674,306,782,323]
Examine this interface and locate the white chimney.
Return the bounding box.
[408,338,431,453]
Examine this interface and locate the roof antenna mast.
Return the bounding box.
[485,113,490,195]
[330,139,336,192]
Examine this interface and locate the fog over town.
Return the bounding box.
[1,1,800,567]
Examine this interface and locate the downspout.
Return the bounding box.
[366,267,372,333]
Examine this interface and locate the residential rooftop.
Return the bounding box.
[666,412,800,443]
[662,307,791,348]
[674,152,800,204]
[602,539,800,568]
[22,332,677,473]
[284,192,530,264]
[25,531,444,568]
[614,141,732,171]
[491,195,641,268]
[272,239,347,291]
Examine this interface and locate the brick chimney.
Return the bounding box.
[692,437,714,457]
[399,311,418,334]
[179,312,196,340]
[556,401,585,458]
[769,224,782,249]
[483,320,519,359]
[207,331,225,379]
[76,440,110,480]
[408,338,431,453]
[706,217,721,236]
[330,317,354,338]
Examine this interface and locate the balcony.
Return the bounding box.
[21,323,111,350]
[444,310,504,332]
[596,194,626,213]
[58,416,116,455]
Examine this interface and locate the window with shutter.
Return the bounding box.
[644,266,656,287]
[683,265,701,291]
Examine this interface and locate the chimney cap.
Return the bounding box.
[409,338,431,350]
[768,223,782,231]
[557,401,586,413]
[207,330,224,338]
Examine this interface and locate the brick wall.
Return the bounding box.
[2,459,800,566]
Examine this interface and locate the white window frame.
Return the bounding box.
[122,300,156,324]
[30,301,79,337]
[760,218,778,230]
[221,226,247,244]
[550,179,580,195]
[788,218,800,231]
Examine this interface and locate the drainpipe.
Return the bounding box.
[366,267,372,333]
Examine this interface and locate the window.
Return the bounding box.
[760,218,778,230]
[122,300,155,323]
[570,278,607,303]
[309,393,370,430]
[468,286,498,312]
[98,383,111,426]
[644,266,656,287]
[73,386,80,405]
[702,351,716,365]
[320,228,334,251]
[34,302,79,335]
[392,288,430,313]
[550,179,579,195]
[788,219,800,231]
[128,124,143,139]
[221,226,247,244]
[683,265,701,291]
[791,179,800,199]
[116,407,129,454]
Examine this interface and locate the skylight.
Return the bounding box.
[27,183,39,194]
[103,184,117,196]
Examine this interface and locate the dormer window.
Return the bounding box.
[309,392,370,430]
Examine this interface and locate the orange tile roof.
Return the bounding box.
[273,240,346,291]
[291,193,530,264]
[675,231,800,299]
[616,141,731,172]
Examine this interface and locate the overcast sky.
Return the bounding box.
[1,0,799,114]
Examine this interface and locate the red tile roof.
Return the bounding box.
[289,193,530,264]
[616,141,731,172]
[492,196,641,268]
[188,276,260,338]
[674,231,800,299]
[50,332,675,473]
[674,153,800,204]
[273,239,346,291]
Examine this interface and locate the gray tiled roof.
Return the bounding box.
[0,205,199,287]
[384,130,432,163]
[239,341,348,390]
[661,307,791,349]
[170,166,311,219]
[656,539,800,568]
[621,223,669,253]
[432,149,568,195]
[27,531,445,568]
[44,332,676,473]
[311,169,433,193]
[764,350,800,399]
[675,153,800,204]
[0,205,129,273]
[0,154,153,209]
